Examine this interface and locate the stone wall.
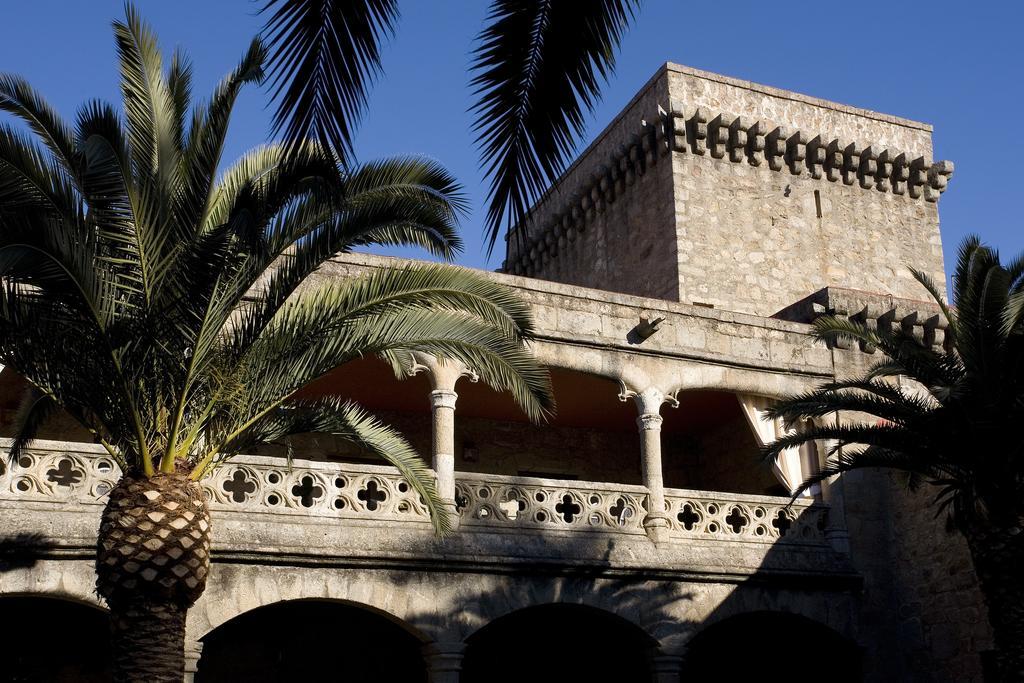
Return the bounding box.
[505,63,951,318]
[505,70,679,300]
[660,406,780,495]
[830,335,992,682]
[887,478,993,682]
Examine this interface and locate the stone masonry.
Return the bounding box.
[504,63,951,318]
[0,63,990,682]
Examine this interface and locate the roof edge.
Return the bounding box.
[665,62,933,132]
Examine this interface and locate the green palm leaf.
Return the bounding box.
[260,0,397,164]
[470,0,641,253]
[768,234,1024,534]
[0,4,554,516]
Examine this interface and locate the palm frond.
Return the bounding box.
[180,37,266,234]
[0,124,82,222]
[260,0,398,165]
[226,271,553,427]
[208,397,452,535]
[7,387,59,464]
[910,267,954,329]
[112,5,182,304]
[790,445,955,499]
[0,73,78,172]
[0,5,556,503]
[470,0,640,253]
[768,235,1024,530]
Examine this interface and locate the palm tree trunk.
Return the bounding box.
[110,598,187,682]
[965,524,1024,682]
[96,473,212,683]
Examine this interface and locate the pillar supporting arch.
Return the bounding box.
[619,382,679,543]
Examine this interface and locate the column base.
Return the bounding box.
[441,499,460,531]
[643,514,672,544]
[650,653,684,682]
[183,639,203,682]
[423,642,466,683]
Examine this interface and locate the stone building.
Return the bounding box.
[0,64,992,681]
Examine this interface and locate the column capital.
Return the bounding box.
[618,382,679,417]
[407,352,478,393]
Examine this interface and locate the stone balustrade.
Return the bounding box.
[664,488,827,546]
[2,441,828,550]
[455,472,649,535]
[1,442,433,526]
[455,474,828,547]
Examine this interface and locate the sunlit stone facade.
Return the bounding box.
[0,64,991,682]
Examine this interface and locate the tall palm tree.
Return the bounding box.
[764,236,1024,679]
[0,7,553,681]
[259,0,642,253]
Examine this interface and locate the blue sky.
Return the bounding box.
[2,1,1020,278]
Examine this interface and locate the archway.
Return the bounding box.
[196,599,426,682]
[661,390,784,496]
[684,611,862,681]
[461,603,656,683]
[0,596,112,681]
[451,367,640,483]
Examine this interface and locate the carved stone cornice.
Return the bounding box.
[775,286,950,353]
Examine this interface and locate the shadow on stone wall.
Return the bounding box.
[0,532,48,573]
[197,534,697,682]
[191,500,871,682]
[0,477,891,681]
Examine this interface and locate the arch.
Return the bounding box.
[0,560,104,608]
[666,366,824,400]
[196,598,427,682]
[444,365,640,484]
[653,389,784,495]
[461,603,657,683]
[684,610,861,681]
[0,595,112,681]
[532,340,828,401]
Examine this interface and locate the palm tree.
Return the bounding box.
[258,0,642,253]
[0,7,553,681]
[764,236,1024,679]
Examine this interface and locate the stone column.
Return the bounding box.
[620,384,678,544]
[422,642,466,683]
[650,653,684,682]
[408,353,478,527]
[817,414,851,553]
[430,388,459,505]
[183,639,203,682]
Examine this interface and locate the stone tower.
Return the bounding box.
[503,63,952,317]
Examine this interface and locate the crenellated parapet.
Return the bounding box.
[775,287,950,353]
[503,106,953,278]
[663,107,952,200]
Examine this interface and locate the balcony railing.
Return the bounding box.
[455,472,649,535]
[1,441,828,547]
[664,489,826,546]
